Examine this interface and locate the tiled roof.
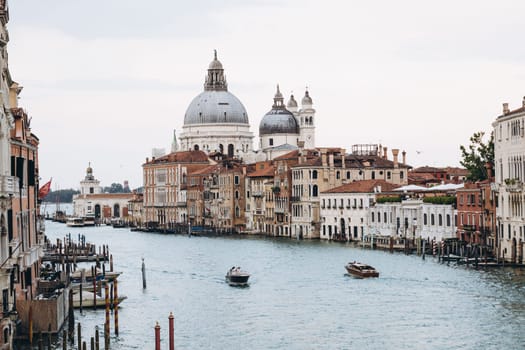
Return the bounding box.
[146,150,210,165]
[77,193,135,200]
[247,164,275,177]
[322,180,399,194]
[498,106,525,118]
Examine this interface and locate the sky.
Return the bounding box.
[6,0,525,190]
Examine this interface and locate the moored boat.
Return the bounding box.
[72,290,127,309]
[345,262,379,278]
[225,266,250,286]
[66,217,84,227]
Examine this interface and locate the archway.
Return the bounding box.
[114,204,120,218]
[194,144,199,151]
[219,144,224,154]
[94,204,101,218]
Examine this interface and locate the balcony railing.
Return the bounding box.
[252,191,263,197]
[176,201,186,207]
[462,224,477,231]
[291,196,300,202]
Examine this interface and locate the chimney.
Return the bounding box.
[341,148,346,168]
[503,103,509,115]
[383,147,388,160]
[392,149,399,167]
[402,150,406,164]
[328,153,334,167]
[378,144,382,157]
[321,148,328,166]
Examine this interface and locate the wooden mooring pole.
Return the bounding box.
[155,322,161,350]
[114,279,119,336]
[142,258,147,289]
[169,312,175,350]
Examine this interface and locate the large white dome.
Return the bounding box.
[184,90,249,125]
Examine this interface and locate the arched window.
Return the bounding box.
[424,214,427,225]
[113,204,120,217]
[235,206,240,218]
[193,144,199,151]
[228,144,234,157]
[431,214,435,225]
[371,212,375,222]
[384,212,387,223]
[312,185,318,197]
[446,214,451,226]
[377,211,381,223]
[312,170,318,179]
[336,171,340,179]
[371,171,375,180]
[346,171,351,179]
[235,191,239,199]
[438,214,443,226]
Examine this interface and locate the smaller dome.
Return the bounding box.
[302,90,313,105]
[259,109,299,135]
[287,94,298,108]
[208,49,223,70]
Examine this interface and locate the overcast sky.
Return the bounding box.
[7,0,525,190]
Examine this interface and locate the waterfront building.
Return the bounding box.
[217,160,248,232]
[73,165,134,222]
[178,51,255,159]
[456,181,495,254]
[271,152,299,237]
[246,161,275,234]
[0,3,15,345]
[492,97,525,263]
[127,191,144,227]
[142,150,212,229]
[259,86,316,160]
[320,180,398,241]
[368,193,457,242]
[291,146,410,239]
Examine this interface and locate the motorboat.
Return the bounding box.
[70,268,121,284]
[72,290,127,309]
[225,266,250,286]
[345,262,379,278]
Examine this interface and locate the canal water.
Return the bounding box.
[40,206,525,349]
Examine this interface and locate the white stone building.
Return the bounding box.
[178,51,255,159]
[320,180,398,241]
[369,198,457,242]
[73,165,133,220]
[492,97,525,262]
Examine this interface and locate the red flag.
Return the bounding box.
[38,179,52,199]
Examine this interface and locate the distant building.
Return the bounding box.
[73,165,134,221]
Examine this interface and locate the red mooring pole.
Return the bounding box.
[155,322,161,350]
[169,312,174,350]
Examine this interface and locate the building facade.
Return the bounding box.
[492,97,525,262]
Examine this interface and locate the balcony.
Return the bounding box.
[291,196,300,202]
[252,191,263,197]
[462,224,477,232]
[505,178,523,192]
[0,175,18,197]
[275,207,285,214]
[176,201,186,207]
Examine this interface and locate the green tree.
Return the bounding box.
[460,131,494,182]
[42,189,80,203]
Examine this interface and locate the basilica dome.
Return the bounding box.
[184,90,249,125]
[183,50,250,126]
[259,85,299,136]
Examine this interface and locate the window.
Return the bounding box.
[312,185,318,197]
[383,212,387,223]
[234,175,239,185]
[438,214,443,226]
[387,171,391,180]
[371,171,375,180]
[446,214,451,226]
[346,171,351,179]
[312,170,318,179]
[423,214,427,225]
[431,214,435,225]
[269,138,274,146]
[400,171,404,179]
[336,171,340,179]
[371,212,375,222]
